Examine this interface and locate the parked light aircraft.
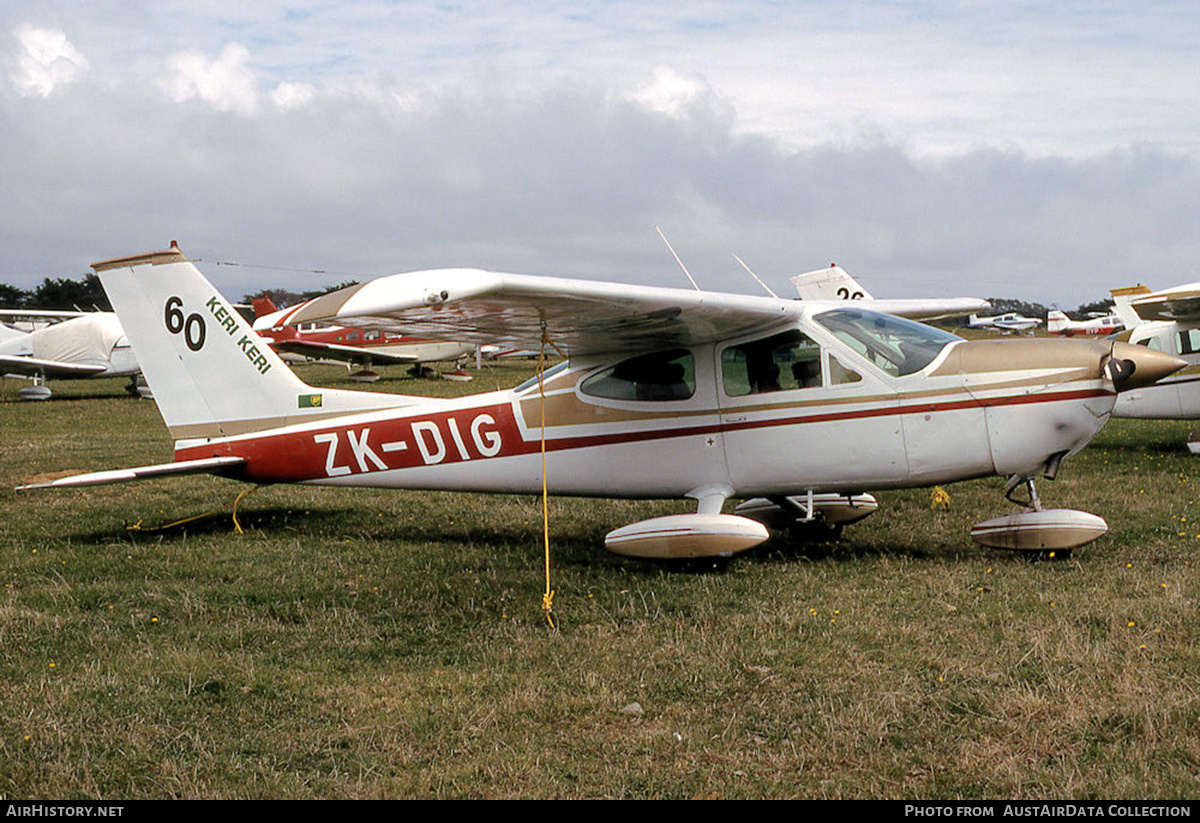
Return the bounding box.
[0,311,140,399]
[1109,284,1200,449]
[967,312,1043,333]
[789,264,991,320]
[19,244,1185,558]
[251,297,475,381]
[1047,310,1124,337]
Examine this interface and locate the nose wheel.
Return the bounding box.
[1003,475,1043,511]
[973,473,1107,557]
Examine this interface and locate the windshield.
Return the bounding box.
[814,308,960,377]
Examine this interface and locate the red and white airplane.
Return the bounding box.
[19,244,1184,558]
[250,297,474,381]
[1047,309,1124,337]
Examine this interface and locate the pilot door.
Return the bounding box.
[715,327,908,495]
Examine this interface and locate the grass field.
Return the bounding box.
[2,363,1199,799]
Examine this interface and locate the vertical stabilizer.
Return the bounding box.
[1110,284,1152,330]
[93,244,414,443]
[790,264,875,301]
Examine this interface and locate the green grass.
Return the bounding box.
[2,365,1199,798]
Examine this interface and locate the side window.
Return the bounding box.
[581,349,695,402]
[1135,336,1162,352]
[722,330,823,397]
[828,354,863,385]
[1178,329,1200,355]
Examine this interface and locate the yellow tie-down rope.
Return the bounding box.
[126,485,260,534]
[538,323,568,630]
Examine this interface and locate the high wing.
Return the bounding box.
[270,339,420,364]
[264,269,796,356]
[1123,283,1200,323]
[0,354,107,379]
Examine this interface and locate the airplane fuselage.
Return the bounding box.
[174,317,1119,500]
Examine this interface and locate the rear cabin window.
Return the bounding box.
[581,349,695,402]
[722,330,823,397]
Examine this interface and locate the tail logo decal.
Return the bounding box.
[164,293,273,375]
[165,296,207,352]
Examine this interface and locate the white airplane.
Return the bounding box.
[789,264,991,320]
[18,244,1185,559]
[1108,283,1200,447]
[0,311,140,399]
[967,312,1043,333]
[1047,309,1124,337]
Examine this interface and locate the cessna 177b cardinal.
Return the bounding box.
[18,244,1185,559]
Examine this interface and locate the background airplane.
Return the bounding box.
[21,244,1183,560]
[789,264,991,320]
[251,297,475,381]
[966,312,1042,333]
[1047,309,1124,336]
[1109,283,1200,450]
[0,311,140,399]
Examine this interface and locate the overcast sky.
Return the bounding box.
[3,1,1199,306]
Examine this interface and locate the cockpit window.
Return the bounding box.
[722,330,823,396]
[814,308,960,377]
[581,349,695,402]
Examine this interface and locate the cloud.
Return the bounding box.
[271,81,316,112]
[628,65,717,118]
[159,43,260,115]
[10,24,89,98]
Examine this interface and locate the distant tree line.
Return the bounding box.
[974,297,1119,324]
[0,275,111,310]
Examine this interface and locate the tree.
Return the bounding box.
[29,274,110,310]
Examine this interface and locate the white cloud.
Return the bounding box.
[271,81,316,112]
[10,23,89,98]
[628,65,713,118]
[159,43,260,115]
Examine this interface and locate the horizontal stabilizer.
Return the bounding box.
[18,456,246,490]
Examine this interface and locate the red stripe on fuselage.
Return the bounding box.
[174,386,1112,484]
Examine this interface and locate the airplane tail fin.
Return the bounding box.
[93,243,414,444]
[1046,310,1069,334]
[790,264,875,301]
[251,297,278,317]
[1110,284,1152,331]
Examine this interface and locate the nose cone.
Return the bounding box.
[1106,342,1187,391]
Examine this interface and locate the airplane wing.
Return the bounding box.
[0,354,108,379]
[264,269,796,356]
[17,456,246,490]
[854,297,991,321]
[1123,283,1200,323]
[271,339,419,364]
